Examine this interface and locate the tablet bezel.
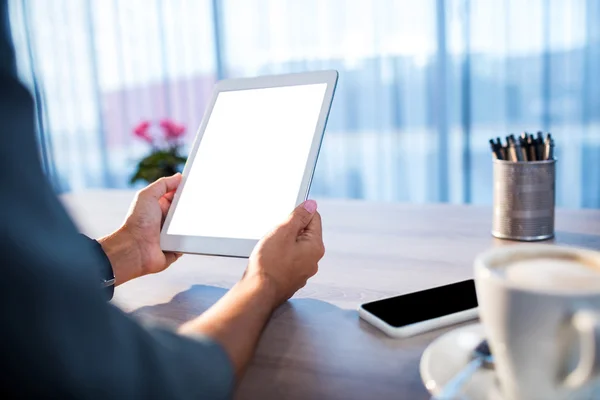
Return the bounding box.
[160,70,338,258]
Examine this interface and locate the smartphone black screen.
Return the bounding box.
[361,280,477,328]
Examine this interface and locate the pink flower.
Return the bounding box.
[160,118,186,140]
[133,120,152,143]
[169,124,186,138]
[159,118,173,130]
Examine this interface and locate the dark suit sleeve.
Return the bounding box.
[0,2,233,398]
[82,235,116,300]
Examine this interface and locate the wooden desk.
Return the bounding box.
[62,190,600,400]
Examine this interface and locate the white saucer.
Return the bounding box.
[420,323,504,400]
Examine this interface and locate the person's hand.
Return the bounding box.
[177,200,324,378]
[99,173,183,285]
[244,199,325,307]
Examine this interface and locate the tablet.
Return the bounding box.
[160,70,338,257]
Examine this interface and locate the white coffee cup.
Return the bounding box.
[474,245,600,400]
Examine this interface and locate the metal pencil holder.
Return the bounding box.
[492,159,555,241]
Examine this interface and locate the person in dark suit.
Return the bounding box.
[0,1,325,398]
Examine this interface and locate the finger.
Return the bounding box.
[304,210,323,239]
[159,201,170,226]
[142,173,182,200]
[162,190,176,202]
[282,200,318,234]
[299,218,325,259]
[164,251,183,266]
[159,197,170,216]
[158,190,177,215]
[298,212,324,258]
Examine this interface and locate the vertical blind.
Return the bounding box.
[8,0,600,208]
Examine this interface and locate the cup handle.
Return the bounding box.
[562,310,600,389]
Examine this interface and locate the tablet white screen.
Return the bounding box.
[167,83,328,240]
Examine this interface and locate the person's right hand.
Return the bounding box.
[245,200,325,307]
[179,200,325,378]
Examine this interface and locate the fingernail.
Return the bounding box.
[303,199,317,213]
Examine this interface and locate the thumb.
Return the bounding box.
[283,200,318,233]
[142,173,182,200]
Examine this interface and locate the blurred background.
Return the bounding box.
[7,0,600,208]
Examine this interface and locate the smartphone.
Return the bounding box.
[358,280,478,338]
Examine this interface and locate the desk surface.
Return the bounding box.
[62,190,600,400]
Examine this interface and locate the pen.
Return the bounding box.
[536,131,545,160]
[518,137,528,161]
[544,134,554,160]
[491,132,555,162]
[489,139,502,160]
[495,137,506,160]
[504,136,512,161]
[505,136,513,161]
[507,136,522,162]
[528,134,537,161]
[520,132,529,161]
[520,132,528,141]
[513,136,524,161]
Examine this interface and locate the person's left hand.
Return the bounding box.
[99,173,183,285]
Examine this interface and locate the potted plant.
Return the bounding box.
[130,118,188,185]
